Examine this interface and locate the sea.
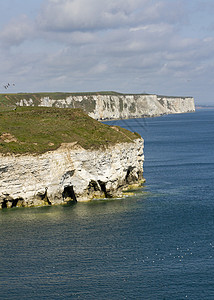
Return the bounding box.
[0,109,213,300]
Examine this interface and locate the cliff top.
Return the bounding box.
[0,107,140,154]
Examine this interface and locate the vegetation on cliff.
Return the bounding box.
[0,107,140,154]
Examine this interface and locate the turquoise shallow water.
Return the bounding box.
[0,110,214,299]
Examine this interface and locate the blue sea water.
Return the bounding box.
[0,110,214,300]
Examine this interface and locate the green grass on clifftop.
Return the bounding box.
[0,107,140,154]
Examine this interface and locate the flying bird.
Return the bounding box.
[2,83,15,90]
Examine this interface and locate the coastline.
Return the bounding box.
[0,93,195,209]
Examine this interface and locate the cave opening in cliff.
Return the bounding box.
[11,198,24,208]
[125,167,135,184]
[11,199,19,208]
[62,186,77,203]
[1,198,25,209]
[88,180,100,193]
[39,187,51,205]
[98,180,110,198]
[1,199,7,209]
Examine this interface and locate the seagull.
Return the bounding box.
[2,83,15,90]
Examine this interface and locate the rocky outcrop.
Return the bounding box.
[17,93,195,120]
[0,139,144,209]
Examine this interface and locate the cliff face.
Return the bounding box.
[17,94,195,120]
[0,139,144,209]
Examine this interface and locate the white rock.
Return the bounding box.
[0,139,144,208]
[16,94,195,120]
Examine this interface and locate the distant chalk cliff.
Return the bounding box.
[16,93,195,120]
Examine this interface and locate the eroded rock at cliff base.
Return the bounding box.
[0,139,144,209]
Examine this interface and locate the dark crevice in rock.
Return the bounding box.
[11,199,19,208]
[0,166,9,173]
[15,198,25,207]
[39,187,51,205]
[62,185,77,203]
[88,180,100,193]
[137,170,143,181]
[98,180,110,198]
[1,197,24,209]
[60,170,75,184]
[125,167,135,184]
[1,199,7,209]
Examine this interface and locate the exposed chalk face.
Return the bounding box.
[0,139,144,208]
[17,94,195,120]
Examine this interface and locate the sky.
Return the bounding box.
[1,0,214,105]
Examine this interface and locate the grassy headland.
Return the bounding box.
[0,106,140,154]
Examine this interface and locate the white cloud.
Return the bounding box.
[1,0,214,103]
[0,15,34,47]
[36,0,187,33]
[37,0,145,31]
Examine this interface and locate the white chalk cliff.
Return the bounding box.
[0,139,144,209]
[17,94,195,120]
